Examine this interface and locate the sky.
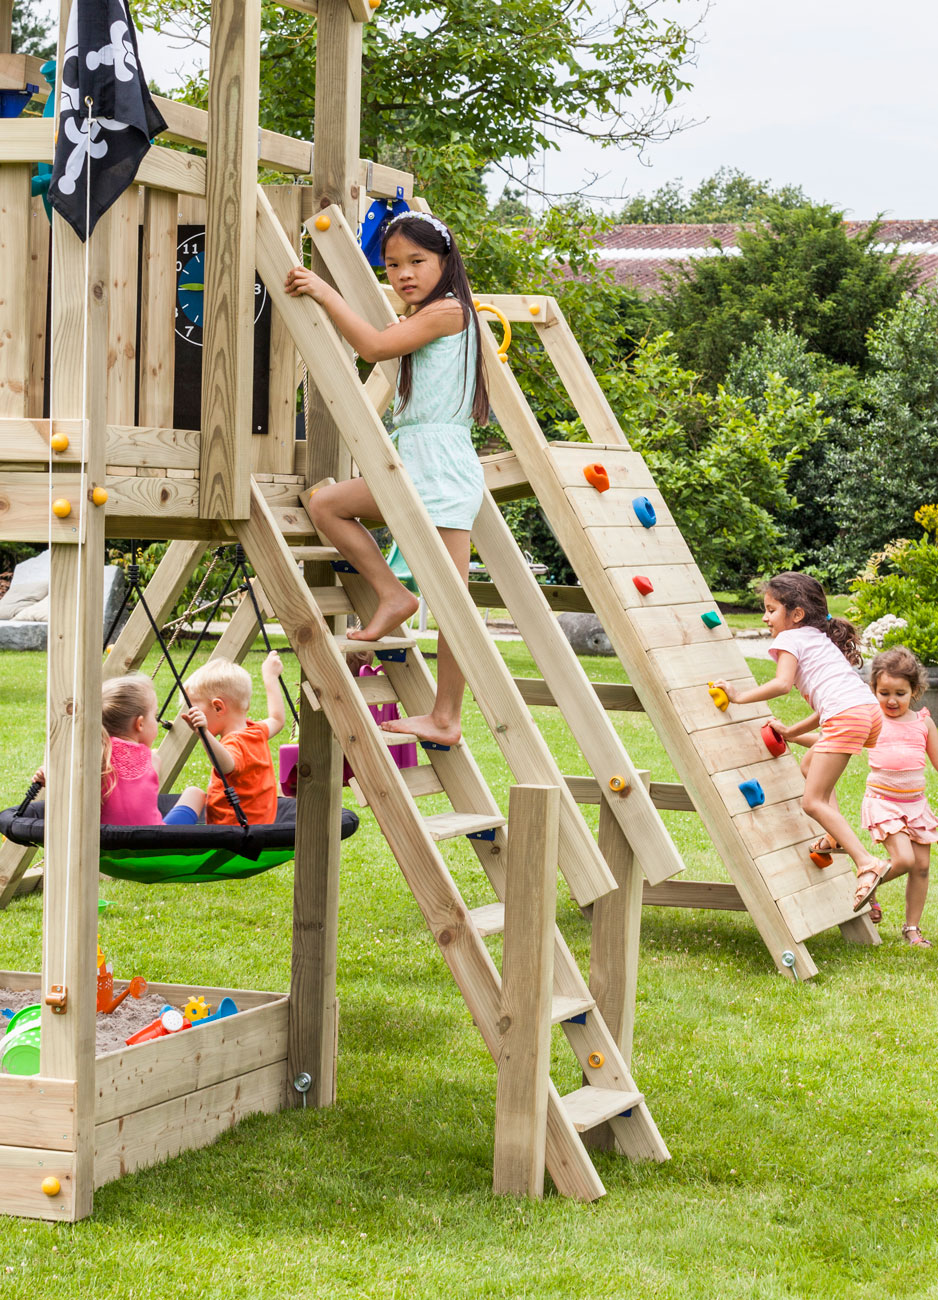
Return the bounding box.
[537,0,938,218]
[35,0,938,220]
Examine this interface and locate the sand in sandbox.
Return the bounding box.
[0,986,206,1055]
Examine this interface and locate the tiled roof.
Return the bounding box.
[597,220,938,294]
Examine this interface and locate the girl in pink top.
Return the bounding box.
[99,676,202,826]
[860,647,938,946]
[713,572,887,914]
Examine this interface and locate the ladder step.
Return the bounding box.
[379,730,419,746]
[290,545,341,562]
[308,585,354,614]
[335,635,415,654]
[348,762,445,808]
[561,1086,644,1132]
[421,812,508,843]
[355,674,399,705]
[469,902,505,937]
[551,994,596,1025]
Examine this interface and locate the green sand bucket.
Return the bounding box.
[1,1004,42,1076]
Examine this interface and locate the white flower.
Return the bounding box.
[861,614,908,655]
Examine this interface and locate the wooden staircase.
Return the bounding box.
[236,481,668,1198]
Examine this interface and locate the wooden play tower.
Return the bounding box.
[0,0,875,1222]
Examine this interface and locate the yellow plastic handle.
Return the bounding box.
[474,301,512,362]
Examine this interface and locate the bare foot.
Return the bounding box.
[348,590,419,643]
[381,714,461,746]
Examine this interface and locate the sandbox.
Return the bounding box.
[0,972,288,1220]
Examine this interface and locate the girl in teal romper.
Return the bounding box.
[284,212,489,746]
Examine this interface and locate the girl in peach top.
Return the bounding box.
[861,647,938,946]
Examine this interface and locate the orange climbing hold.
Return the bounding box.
[583,463,609,492]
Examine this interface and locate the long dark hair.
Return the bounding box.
[763,572,863,666]
[380,214,489,426]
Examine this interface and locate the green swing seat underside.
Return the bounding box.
[0,798,359,886]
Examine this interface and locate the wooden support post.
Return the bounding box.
[0,1,11,54]
[285,0,362,1111]
[586,777,649,1151]
[199,0,260,519]
[40,207,111,1221]
[493,784,559,1198]
[0,163,31,415]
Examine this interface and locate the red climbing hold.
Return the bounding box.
[632,575,654,595]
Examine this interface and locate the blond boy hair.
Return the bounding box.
[184,659,252,712]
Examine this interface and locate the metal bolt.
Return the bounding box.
[781,950,799,981]
[293,1072,313,1108]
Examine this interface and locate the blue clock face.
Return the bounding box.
[175,232,267,347]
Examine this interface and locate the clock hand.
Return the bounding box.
[179,282,204,291]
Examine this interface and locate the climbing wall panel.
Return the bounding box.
[509,433,878,976]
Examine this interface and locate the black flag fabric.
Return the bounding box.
[49,0,166,241]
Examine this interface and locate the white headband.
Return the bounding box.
[387,210,451,247]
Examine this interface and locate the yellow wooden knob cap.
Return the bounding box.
[41,1176,61,1197]
[587,1052,604,1069]
[50,432,69,453]
[608,775,626,793]
[52,498,71,519]
[314,214,331,231]
[528,303,541,315]
[91,486,108,506]
[369,0,380,8]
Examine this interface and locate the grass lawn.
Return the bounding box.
[1,640,937,1299]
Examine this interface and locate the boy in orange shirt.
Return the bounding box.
[175,652,285,824]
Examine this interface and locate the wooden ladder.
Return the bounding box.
[237,481,668,1199]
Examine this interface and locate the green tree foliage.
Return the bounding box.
[544,335,828,589]
[849,507,938,665]
[137,0,698,173]
[11,0,55,57]
[725,325,861,573]
[654,205,917,387]
[619,167,810,224]
[819,293,938,584]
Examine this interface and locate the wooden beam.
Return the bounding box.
[642,880,746,911]
[588,776,649,1151]
[40,206,111,1221]
[154,94,313,174]
[480,449,531,502]
[359,159,414,200]
[470,577,594,615]
[27,196,50,419]
[256,185,302,474]
[0,6,13,55]
[0,163,30,415]
[285,0,362,1115]
[199,0,261,519]
[493,785,558,1198]
[512,676,641,712]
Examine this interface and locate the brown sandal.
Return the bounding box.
[854,860,890,913]
[901,925,932,948]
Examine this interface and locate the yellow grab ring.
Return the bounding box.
[473,301,512,363]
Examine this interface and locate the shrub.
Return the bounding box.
[848,505,938,664]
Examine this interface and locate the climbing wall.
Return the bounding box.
[480,342,880,979]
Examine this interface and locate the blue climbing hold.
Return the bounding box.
[632,496,657,528]
[738,779,765,808]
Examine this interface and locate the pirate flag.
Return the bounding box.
[49,0,167,241]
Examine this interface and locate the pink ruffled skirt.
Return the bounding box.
[861,767,938,845]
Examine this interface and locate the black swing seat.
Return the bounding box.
[0,796,359,885]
